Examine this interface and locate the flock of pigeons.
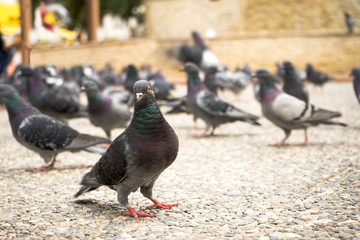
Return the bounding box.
[0,31,359,218]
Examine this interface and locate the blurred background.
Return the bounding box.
[0,0,359,82]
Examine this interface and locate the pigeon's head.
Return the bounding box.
[181,62,200,74]
[82,80,98,91]
[127,64,138,77]
[305,63,313,72]
[252,68,277,89]
[192,31,206,49]
[133,80,156,105]
[283,61,294,70]
[0,84,17,98]
[350,68,360,79]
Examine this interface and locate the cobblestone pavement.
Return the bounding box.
[0,82,359,239]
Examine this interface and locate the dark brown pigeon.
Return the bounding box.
[75,80,179,218]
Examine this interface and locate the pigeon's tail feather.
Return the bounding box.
[84,146,107,155]
[244,118,261,126]
[67,134,111,150]
[74,185,98,198]
[321,119,347,127]
[75,168,101,197]
[309,108,341,122]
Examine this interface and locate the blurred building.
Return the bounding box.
[145,0,360,39]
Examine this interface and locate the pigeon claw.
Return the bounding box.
[147,199,178,210]
[26,165,54,172]
[124,206,153,218]
[102,144,111,150]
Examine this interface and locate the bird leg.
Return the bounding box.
[123,206,154,218]
[298,129,309,146]
[102,143,111,149]
[27,160,55,172]
[140,183,177,210]
[271,129,291,147]
[209,127,216,136]
[147,198,178,210]
[192,124,212,138]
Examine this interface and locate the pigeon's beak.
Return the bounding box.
[136,92,144,102]
[180,66,185,71]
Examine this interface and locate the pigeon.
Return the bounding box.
[182,62,260,137]
[306,63,334,87]
[344,12,355,34]
[82,80,131,138]
[351,68,360,104]
[178,31,220,71]
[98,63,121,86]
[0,84,111,172]
[215,67,251,94]
[75,80,179,218]
[148,70,174,100]
[254,69,347,146]
[20,66,87,123]
[282,61,309,103]
[124,64,139,93]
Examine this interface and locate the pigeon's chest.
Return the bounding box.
[128,131,178,170]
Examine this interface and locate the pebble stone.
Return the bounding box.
[0,82,359,239]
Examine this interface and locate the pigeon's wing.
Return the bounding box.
[18,115,79,150]
[215,71,234,89]
[196,90,258,119]
[93,134,129,186]
[269,93,312,122]
[38,87,79,113]
[270,93,340,124]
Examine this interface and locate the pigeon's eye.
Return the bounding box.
[147,86,151,92]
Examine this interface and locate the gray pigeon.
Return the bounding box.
[282,61,309,103]
[254,69,346,146]
[306,64,334,87]
[75,80,179,218]
[178,31,220,71]
[215,67,251,94]
[182,62,260,137]
[82,80,131,138]
[0,84,111,172]
[344,12,355,34]
[148,70,174,100]
[20,66,87,123]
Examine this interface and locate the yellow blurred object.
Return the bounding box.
[0,2,20,36]
[43,12,56,26]
[56,28,78,44]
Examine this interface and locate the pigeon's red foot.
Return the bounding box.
[147,199,178,209]
[102,144,111,149]
[26,165,54,172]
[123,206,153,218]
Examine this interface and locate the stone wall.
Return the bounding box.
[31,34,360,82]
[145,0,360,39]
